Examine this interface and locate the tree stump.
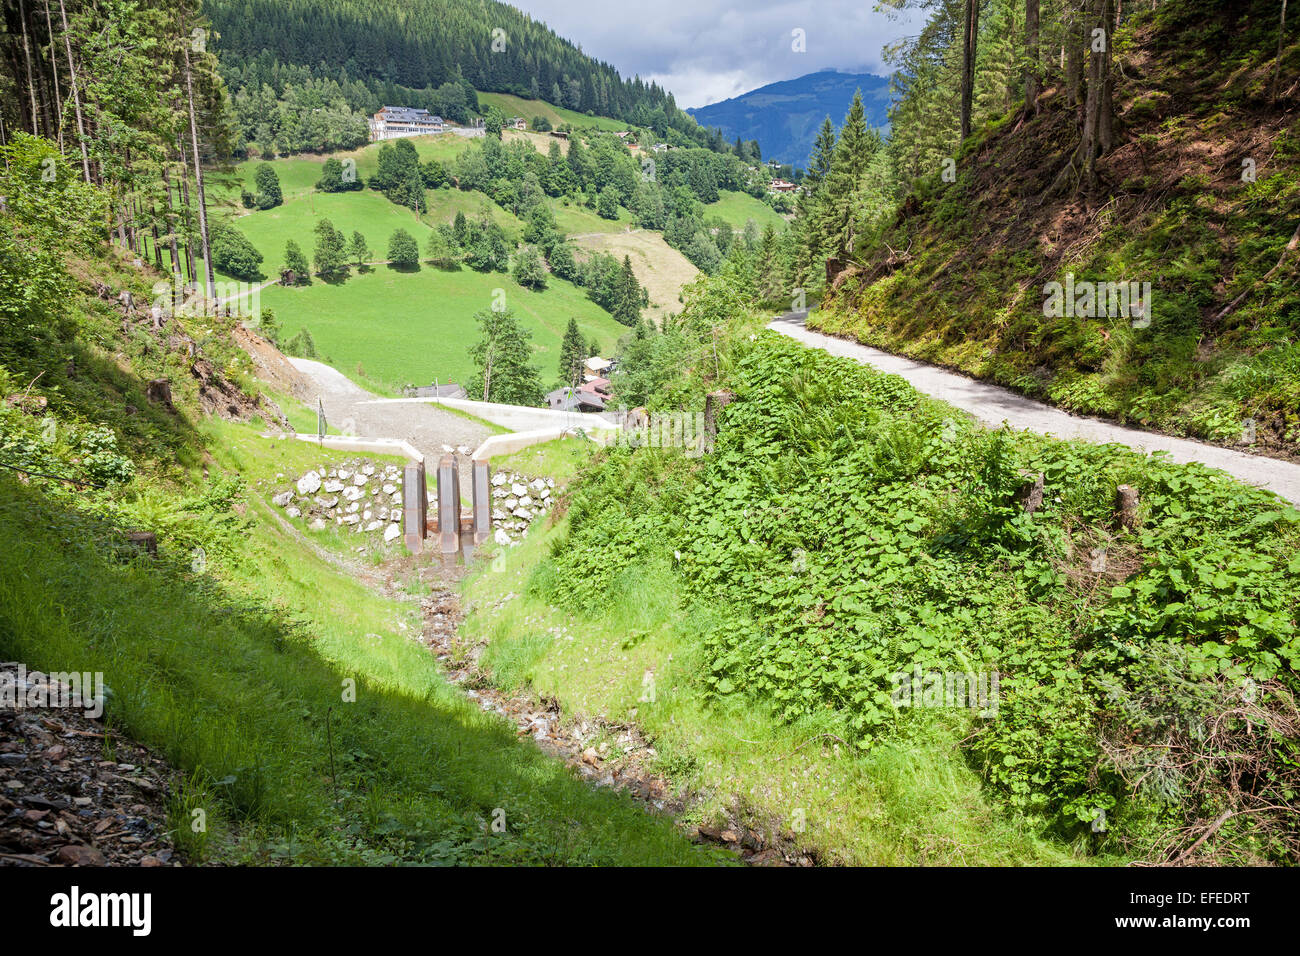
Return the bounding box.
[1116,484,1140,530]
[146,379,173,408]
[125,531,157,556]
[1016,471,1045,514]
[704,390,737,450]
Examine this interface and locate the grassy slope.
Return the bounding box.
[254,266,628,390]
[204,180,630,390]
[219,133,474,203]
[464,300,1300,865]
[817,0,1300,456]
[704,189,789,231]
[0,230,712,865]
[203,133,701,389]
[490,436,596,481]
[0,466,707,865]
[475,91,629,132]
[571,229,700,325]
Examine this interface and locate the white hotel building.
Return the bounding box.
[368,107,444,142]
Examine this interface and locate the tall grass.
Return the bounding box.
[0,478,712,865]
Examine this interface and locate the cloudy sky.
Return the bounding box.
[515,1,924,109]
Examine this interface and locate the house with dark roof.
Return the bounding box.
[546,386,608,413]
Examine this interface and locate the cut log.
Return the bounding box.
[1116,484,1140,529]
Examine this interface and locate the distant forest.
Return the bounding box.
[207,0,729,156]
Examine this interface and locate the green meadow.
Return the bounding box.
[704,189,788,231]
[218,186,521,268]
[253,265,627,390]
[206,146,637,391]
[219,132,477,203]
[475,91,629,132]
[199,130,781,397]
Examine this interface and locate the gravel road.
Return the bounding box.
[288,358,491,490]
[769,313,1300,506]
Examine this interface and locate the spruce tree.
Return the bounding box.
[558,317,585,383]
[612,255,642,326]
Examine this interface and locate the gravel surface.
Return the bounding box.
[770,313,1300,506]
[288,358,492,492]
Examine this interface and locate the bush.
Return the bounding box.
[316,157,362,193]
[512,245,547,289]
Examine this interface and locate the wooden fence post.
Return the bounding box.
[1116,484,1140,530]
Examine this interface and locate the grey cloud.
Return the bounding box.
[515,0,922,108]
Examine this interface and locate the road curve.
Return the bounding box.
[768,313,1300,506]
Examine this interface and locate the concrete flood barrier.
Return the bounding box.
[268,392,638,565]
[401,454,494,566]
[268,433,494,565]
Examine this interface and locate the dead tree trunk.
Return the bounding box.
[176,137,197,285]
[182,38,215,298]
[161,159,182,280]
[57,0,92,184]
[42,0,63,149]
[19,0,41,135]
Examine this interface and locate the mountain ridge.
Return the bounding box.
[687,70,892,167]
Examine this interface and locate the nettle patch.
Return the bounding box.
[541,333,1300,858]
